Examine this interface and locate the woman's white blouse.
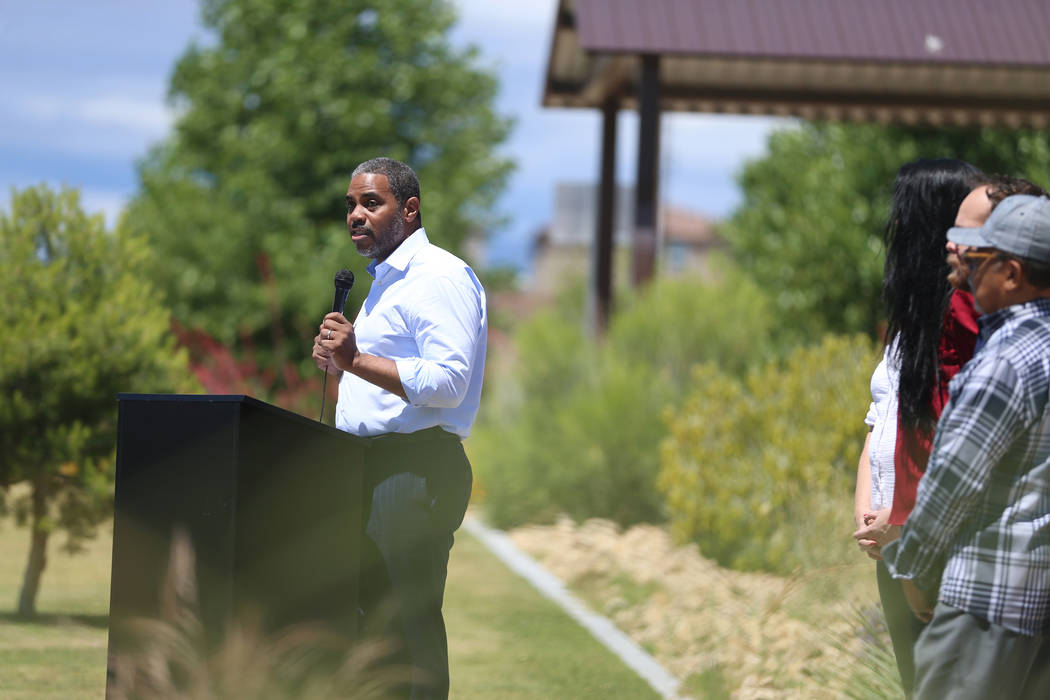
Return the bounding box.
[864,343,899,511]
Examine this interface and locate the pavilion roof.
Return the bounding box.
[544,0,1050,127]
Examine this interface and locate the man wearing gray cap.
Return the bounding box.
[882,195,1050,698]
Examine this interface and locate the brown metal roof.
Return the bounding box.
[573,0,1050,65]
[545,0,1050,127]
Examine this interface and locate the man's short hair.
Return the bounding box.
[983,175,1049,209]
[1011,255,1050,289]
[351,157,421,209]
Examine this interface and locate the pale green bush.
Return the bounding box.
[659,334,878,573]
[471,310,673,527]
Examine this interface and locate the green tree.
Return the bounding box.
[725,122,1050,339]
[0,185,194,616]
[122,0,513,379]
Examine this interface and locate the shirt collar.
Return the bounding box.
[978,297,1050,342]
[366,228,429,280]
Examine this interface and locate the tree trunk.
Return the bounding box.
[17,478,49,617]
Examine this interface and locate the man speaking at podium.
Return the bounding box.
[312,157,487,699]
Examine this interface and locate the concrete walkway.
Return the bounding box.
[462,515,686,700]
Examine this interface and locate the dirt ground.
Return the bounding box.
[508,516,892,699]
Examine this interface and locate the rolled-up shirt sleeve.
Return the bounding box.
[395,272,484,408]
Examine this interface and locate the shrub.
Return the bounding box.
[658,334,878,573]
[472,271,783,529]
[536,360,674,525]
[471,305,672,527]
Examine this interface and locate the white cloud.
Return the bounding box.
[13,93,173,136]
[79,96,174,134]
[79,187,129,228]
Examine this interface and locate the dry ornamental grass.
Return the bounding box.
[510,516,896,699]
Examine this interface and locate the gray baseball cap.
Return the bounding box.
[947,194,1050,263]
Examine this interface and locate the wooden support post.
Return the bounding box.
[593,97,618,334]
[632,54,661,287]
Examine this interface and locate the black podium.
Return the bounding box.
[107,394,368,678]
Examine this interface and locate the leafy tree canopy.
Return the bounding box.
[723,122,1050,339]
[0,185,195,615]
[123,0,513,366]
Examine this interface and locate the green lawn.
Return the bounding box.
[445,529,659,699]
[0,517,111,700]
[0,516,659,699]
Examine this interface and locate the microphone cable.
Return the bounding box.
[319,370,329,423]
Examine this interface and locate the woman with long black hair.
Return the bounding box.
[852,158,983,698]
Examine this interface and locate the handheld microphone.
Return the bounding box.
[332,269,355,314]
[321,269,355,423]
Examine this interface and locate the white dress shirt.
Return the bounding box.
[335,228,487,438]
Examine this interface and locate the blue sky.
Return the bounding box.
[0,0,792,270]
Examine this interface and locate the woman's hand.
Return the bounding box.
[851,508,900,560]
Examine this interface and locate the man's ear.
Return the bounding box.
[1004,258,1026,291]
[402,196,420,224]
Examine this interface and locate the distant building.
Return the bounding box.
[529,182,722,294]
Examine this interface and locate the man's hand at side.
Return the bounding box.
[901,579,935,623]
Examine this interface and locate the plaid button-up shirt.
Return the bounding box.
[884,298,1050,636]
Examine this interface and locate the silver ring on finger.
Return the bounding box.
[327,329,333,339]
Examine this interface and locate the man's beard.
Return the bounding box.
[946,254,970,291]
[354,216,405,260]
